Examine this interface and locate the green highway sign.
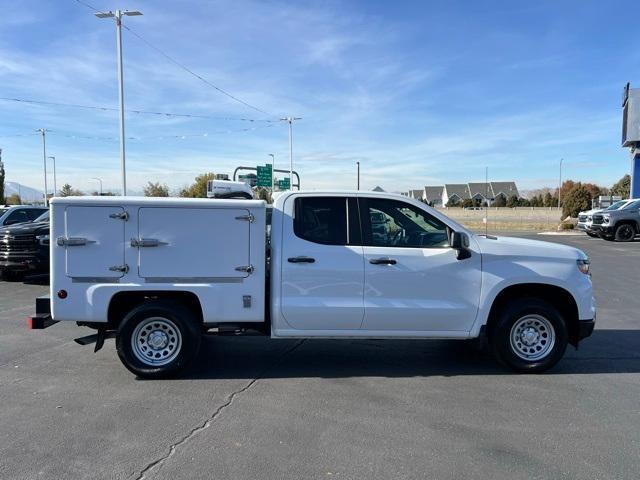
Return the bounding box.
[256,164,272,187]
[278,177,290,190]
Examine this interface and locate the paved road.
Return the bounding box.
[1,234,639,479]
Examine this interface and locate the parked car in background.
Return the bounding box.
[579,200,632,237]
[0,205,47,227]
[0,210,50,279]
[591,199,640,242]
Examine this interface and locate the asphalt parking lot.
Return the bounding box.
[1,233,639,480]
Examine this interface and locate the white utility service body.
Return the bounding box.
[34,191,596,377]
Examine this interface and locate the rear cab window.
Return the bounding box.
[293,196,360,246]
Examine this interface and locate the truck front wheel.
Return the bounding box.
[116,301,201,379]
[489,298,568,373]
[614,223,636,242]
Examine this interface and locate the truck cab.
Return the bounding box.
[30,192,596,378]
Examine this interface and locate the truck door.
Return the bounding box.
[358,197,481,332]
[63,206,126,278]
[280,196,364,330]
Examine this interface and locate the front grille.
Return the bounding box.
[0,234,37,253]
[592,214,604,225]
[578,214,587,222]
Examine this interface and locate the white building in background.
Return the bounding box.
[406,181,520,206]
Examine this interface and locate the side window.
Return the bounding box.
[294,197,347,245]
[4,209,30,225]
[26,209,46,221]
[362,198,449,248]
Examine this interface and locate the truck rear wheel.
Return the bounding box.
[489,298,568,373]
[115,301,201,379]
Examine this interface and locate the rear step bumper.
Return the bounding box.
[27,295,58,330]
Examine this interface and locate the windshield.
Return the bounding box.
[622,200,640,210]
[605,201,627,210]
[33,211,49,222]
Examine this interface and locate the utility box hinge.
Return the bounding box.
[235,265,254,274]
[108,264,129,274]
[235,214,255,223]
[109,211,129,221]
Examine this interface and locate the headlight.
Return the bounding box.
[577,258,590,275]
[36,234,50,246]
[602,215,610,224]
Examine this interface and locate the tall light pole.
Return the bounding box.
[280,117,301,190]
[47,156,57,197]
[558,158,564,210]
[36,129,49,206]
[95,9,143,196]
[91,177,103,196]
[356,161,360,190]
[268,153,275,191]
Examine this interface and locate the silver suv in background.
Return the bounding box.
[591,199,640,241]
[580,200,633,237]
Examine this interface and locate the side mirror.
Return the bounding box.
[451,231,472,260]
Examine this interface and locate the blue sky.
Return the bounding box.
[0,0,637,194]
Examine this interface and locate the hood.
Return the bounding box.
[580,208,601,216]
[0,221,50,236]
[474,234,586,261]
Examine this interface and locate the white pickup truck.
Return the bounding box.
[29,191,596,378]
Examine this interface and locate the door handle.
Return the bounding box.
[369,257,397,265]
[288,256,316,263]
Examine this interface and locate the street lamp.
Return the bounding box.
[268,154,275,191]
[47,156,57,197]
[94,9,143,196]
[280,117,302,190]
[558,158,563,210]
[356,161,360,190]
[91,177,103,196]
[36,128,49,205]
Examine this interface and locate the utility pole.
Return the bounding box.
[558,158,563,211]
[280,117,301,190]
[268,153,275,191]
[47,156,57,197]
[36,129,49,206]
[91,177,103,196]
[357,161,360,190]
[95,9,143,196]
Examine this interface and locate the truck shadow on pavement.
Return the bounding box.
[180,329,640,380]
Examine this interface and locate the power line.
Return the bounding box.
[122,25,276,117]
[72,0,277,117]
[0,96,277,122]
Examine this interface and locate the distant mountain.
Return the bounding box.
[4,182,44,204]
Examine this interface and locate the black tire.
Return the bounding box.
[116,301,201,379]
[614,223,636,242]
[489,298,568,373]
[1,270,24,281]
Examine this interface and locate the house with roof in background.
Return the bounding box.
[408,189,423,200]
[422,186,444,206]
[467,182,492,203]
[442,184,470,206]
[490,182,519,202]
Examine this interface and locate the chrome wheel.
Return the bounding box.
[509,314,555,361]
[131,317,182,366]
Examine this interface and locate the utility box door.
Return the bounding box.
[137,207,252,279]
[64,206,126,278]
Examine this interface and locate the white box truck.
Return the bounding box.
[29,191,596,378]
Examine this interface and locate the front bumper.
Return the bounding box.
[0,252,48,273]
[578,319,595,340]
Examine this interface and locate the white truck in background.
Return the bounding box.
[30,191,595,378]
